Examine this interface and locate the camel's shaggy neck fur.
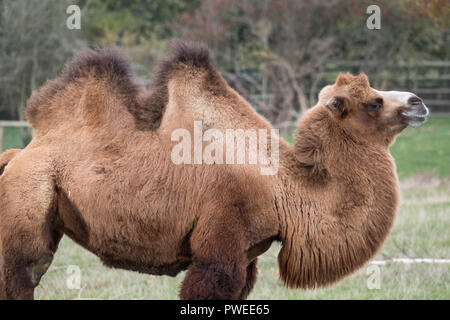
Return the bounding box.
[276,107,399,288]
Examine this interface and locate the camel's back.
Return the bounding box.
[24,41,274,138]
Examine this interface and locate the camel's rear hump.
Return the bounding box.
[137,40,226,130]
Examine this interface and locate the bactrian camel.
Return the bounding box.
[0,41,429,299]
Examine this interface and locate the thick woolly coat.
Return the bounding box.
[0,42,402,299]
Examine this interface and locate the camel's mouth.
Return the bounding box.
[401,99,429,128]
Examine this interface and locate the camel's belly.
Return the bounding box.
[56,190,193,276]
[101,256,191,277]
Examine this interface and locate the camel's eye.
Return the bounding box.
[364,98,383,111]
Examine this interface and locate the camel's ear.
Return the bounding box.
[325,96,350,117]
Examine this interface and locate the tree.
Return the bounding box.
[0,0,85,121]
[172,0,449,134]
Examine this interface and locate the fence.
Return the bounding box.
[0,120,31,151]
[318,61,450,112]
[247,60,449,126]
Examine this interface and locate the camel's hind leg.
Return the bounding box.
[0,150,61,299]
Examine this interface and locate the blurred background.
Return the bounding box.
[0,0,449,299]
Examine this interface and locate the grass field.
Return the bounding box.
[1,116,449,299]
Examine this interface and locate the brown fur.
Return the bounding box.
[0,149,21,176]
[0,41,423,299]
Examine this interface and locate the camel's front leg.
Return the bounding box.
[179,207,250,300]
[0,150,61,299]
[180,257,247,300]
[238,259,258,300]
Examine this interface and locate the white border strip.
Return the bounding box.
[371,258,450,265]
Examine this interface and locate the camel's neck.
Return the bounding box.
[275,109,399,288]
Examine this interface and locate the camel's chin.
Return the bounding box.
[402,104,429,128]
[406,118,426,128]
[402,113,427,128]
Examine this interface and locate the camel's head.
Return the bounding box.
[317,73,429,145]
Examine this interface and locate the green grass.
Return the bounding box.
[390,117,450,178]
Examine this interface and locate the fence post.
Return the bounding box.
[0,126,3,152]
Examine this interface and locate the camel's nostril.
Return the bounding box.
[408,96,422,105]
[402,95,429,128]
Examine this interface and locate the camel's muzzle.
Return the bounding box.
[375,90,430,129]
[401,95,429,128]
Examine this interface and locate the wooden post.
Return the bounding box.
[0,126,3,152]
